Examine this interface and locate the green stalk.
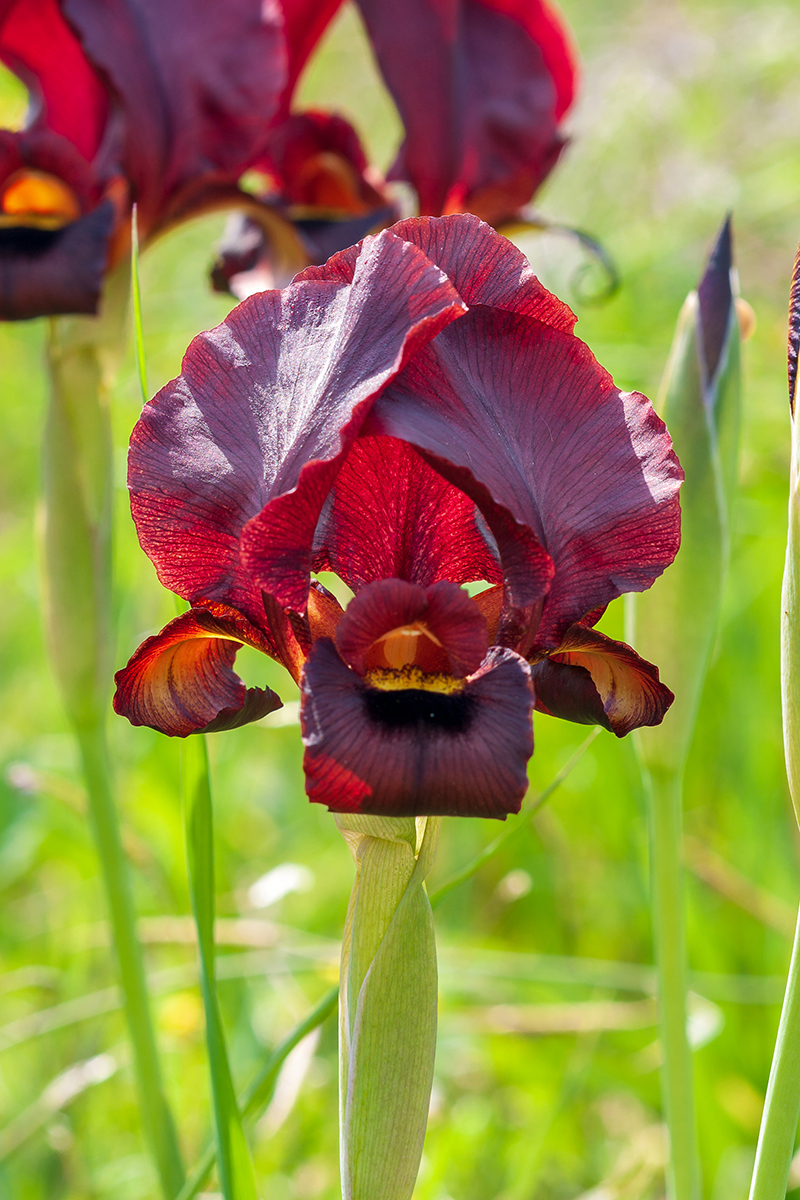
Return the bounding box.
[747,257,800,1199]
[181,737,258,1200]
[748,904,800,1200]
[646,768,698,1200]
[42,267,184,1199]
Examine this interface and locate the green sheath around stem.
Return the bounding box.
[337,814,440,1200]
[42,269,184,1199]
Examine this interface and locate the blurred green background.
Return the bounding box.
[1,1,799,1197]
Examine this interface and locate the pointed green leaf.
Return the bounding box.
[182,738,258,1200]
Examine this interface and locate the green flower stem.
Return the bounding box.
[337,814,440,1200]
[645,767,699,1200]
[747,339,800,1200]
[42,268,184,1199]
[748,903,800,1200]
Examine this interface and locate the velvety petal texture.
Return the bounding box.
[313,435,502,591]
[113,605,282,737]
[301,641,533,817]
[372,302,683,646]
[130,229,465,619]
[530,625,674,736]
[352,0,577,218]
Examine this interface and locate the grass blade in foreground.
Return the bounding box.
[627,217,742,1200]
[748,242,800,1200]
[181,737,258,1200]
[43,268,184,1200]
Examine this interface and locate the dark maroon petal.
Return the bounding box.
[301,640,533,817]
[0,0,108,162]
[335,579,488,677]
[297,213,576,332]
[0,199,113,318]
[62,0,285,231]
[130,230,465,621]
[352,0,576,218]
[313,434,502,591]
[113,605,282,737]
[372,305,683,647]
[530,625,674,736]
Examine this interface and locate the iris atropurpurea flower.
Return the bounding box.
[214,0,580,298]
[114,215,682,819]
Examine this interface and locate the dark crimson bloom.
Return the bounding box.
[0,0,286,318]
[114,216,681,819]
[212,0,579,297]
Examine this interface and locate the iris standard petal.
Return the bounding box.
[62,0,285,232]
[372,304,683,646]
[301,640,533,817]
[298,212,576,332]
[0,0,108,162]
[530,624,674,736]
[129,229,465,620]
[313,434,502,591]
[352,0,576,218]
[113,604,282,737]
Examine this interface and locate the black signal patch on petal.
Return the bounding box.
[362,685,477,734]
[301,640,533,818]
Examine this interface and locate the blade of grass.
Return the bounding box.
[430,729,600,908]
[181,737,258,1200]
[175,986,339,1200]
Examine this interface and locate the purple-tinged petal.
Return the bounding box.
[301,641,533,817]
[372,305,683,646]
[298,213,576,332]
[0,198,113,318]
[335,579,489,677]
[313,434,502,591]
[790,237,800,414]
[530,625,673,736]
[113,604,282,737]
[62,0,286,232]
[697,214,733,389]
[129,230,465,622]
[352,0,576,219]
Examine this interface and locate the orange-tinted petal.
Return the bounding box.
[530,625,673,736]
[113,604,281,737]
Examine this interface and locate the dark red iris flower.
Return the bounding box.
[114,215,681,819]
[212,0,579,297]
[0,0,299,319]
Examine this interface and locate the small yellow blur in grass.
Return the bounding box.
[158,990,204,1039]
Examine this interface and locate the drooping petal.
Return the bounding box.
[113,604,282,737]
[301,641,533,817]
[335,578,489,677]
[298,212,576,332]
[371,304,683,646]
[61,0,286,231]
[279,0,344,108]
[313,434,502,591]
[530,625,674,736]
[130,230,465,619]
[0,198,113,318]
[0,0,108,162]
[352,0,576,219]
